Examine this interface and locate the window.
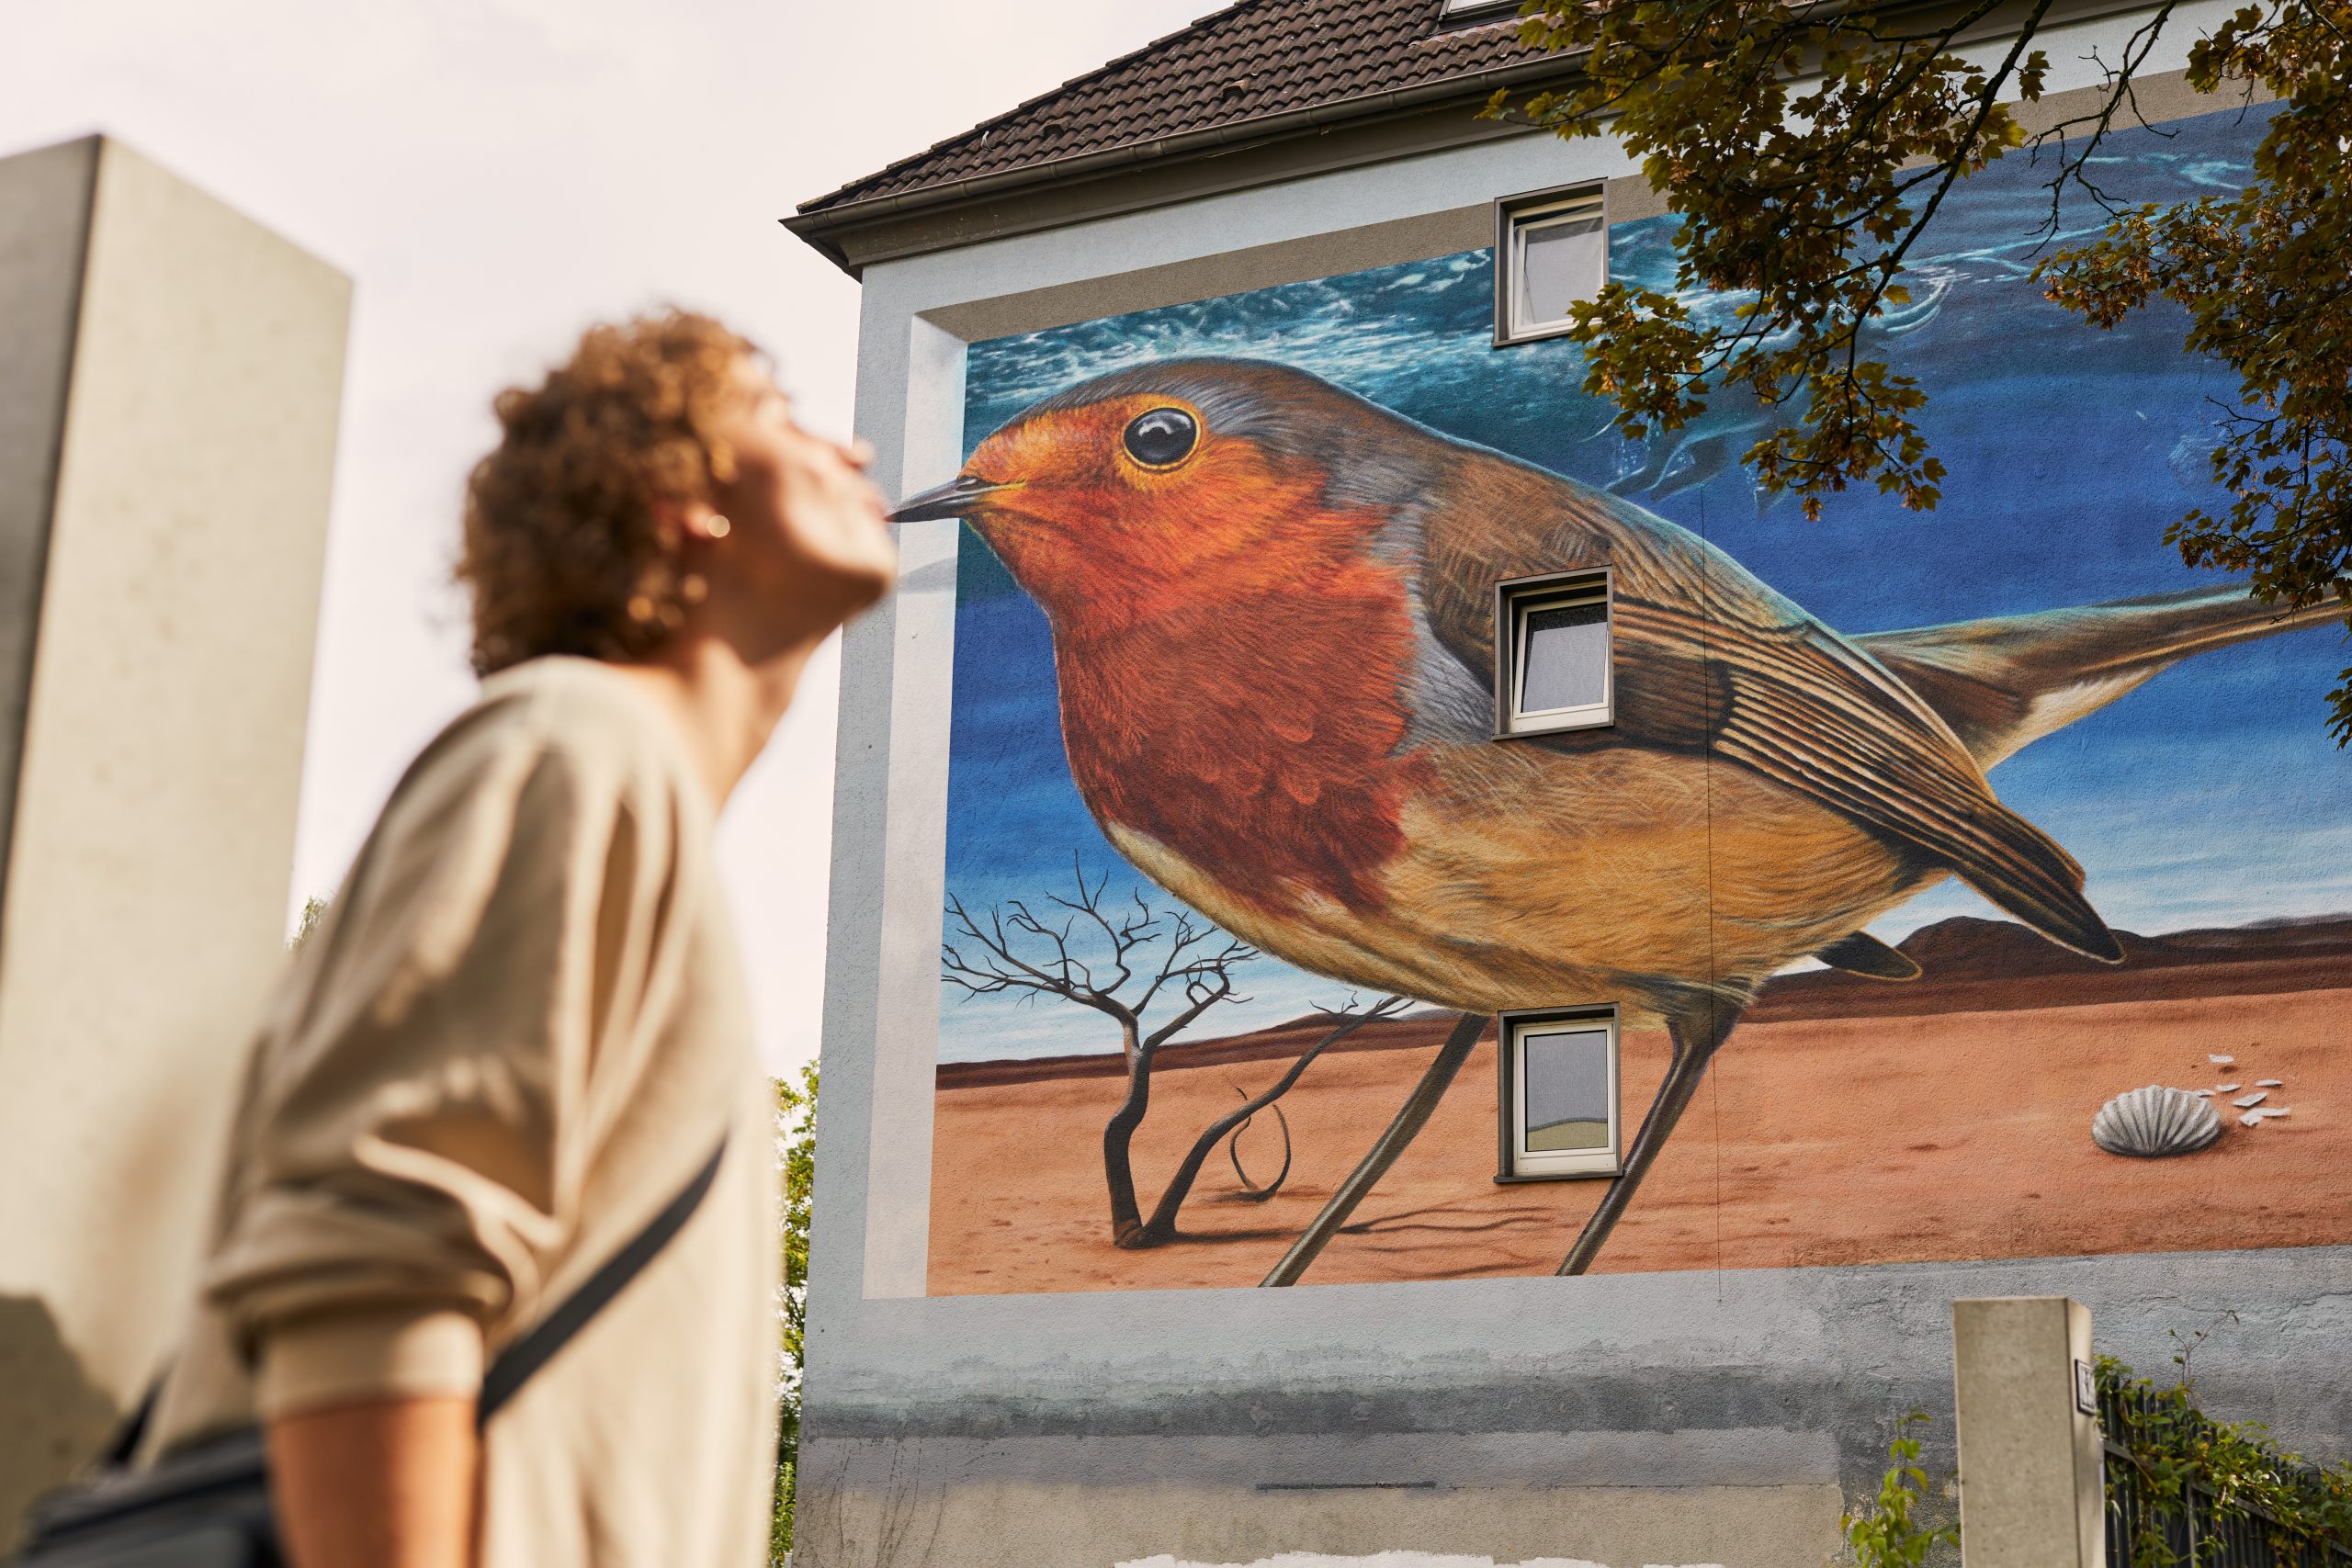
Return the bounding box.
[1439,0,1519,17]
[1498,1006,1622,1180]
[1493,568,1613,737]
[1494,185,1606,345]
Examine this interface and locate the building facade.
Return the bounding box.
[788,5,2352,1564]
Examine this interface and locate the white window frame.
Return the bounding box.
[1493,184,1607,346]
[1498,1005,1623,1182]
[1439,0,1520,17]
[1493,566,1614,738]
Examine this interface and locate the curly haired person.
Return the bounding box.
[139,311,895,1568]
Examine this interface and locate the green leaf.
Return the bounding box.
[1493,0,2352,739]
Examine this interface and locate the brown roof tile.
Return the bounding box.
[797,0,1540,216]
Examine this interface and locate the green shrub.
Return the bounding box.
[2098,1353,2352,1568]
[770,1064,817,1564]
[1843,1412,1960,1568]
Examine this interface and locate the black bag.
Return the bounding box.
[14,1136,728,1567]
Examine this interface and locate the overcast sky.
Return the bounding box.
[0,0,1208,1076]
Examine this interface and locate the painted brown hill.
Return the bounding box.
[1747,912,2352,1021]
[937,913,2350,1089]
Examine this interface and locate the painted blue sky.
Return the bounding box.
[939,104,2349,1065]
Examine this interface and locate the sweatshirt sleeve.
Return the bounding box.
[205,711,676,1418]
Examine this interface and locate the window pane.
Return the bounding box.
[1514,212,1603,330]
[1519,598,1607,714]
[1523,1027,1611,1152]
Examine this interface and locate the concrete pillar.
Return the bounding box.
[0,135,348,1541]
[1951,1296,2106,1568]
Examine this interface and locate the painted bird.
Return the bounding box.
[894,356,2331,1273]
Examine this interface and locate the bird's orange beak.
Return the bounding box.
[889,473,1023,522]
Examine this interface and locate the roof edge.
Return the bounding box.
[797,0,1272,219]
[784,50,1579,265]
[785,0,2177,278]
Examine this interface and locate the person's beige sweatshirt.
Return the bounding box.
[144,657,779,1567]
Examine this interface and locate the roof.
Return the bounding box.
[795,0,1544,220]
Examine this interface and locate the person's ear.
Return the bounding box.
[654,497,732,545]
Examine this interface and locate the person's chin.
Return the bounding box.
[850,557,898,611]
[849,534,901,592]
[813,545,899,617]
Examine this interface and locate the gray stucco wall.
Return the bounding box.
[0,137,94,925]
[0,138,348,1543]
[804,10,2347,1564]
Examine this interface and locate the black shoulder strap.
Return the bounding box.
[476,1133,729,1428]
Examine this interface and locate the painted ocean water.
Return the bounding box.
[938,102,2347,1065]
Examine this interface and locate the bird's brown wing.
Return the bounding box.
[1615,590,2120,961]
[1415,464,2122,962]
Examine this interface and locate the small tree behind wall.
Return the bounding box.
[769,1063,817,1565]
[943,859,1256,1248]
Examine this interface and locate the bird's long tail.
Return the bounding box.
[1858,583,2338,768]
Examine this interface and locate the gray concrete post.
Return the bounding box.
[0,135,347,1544]
[1951,1296,2106,1568]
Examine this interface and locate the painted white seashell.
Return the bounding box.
[2217,1083,2241,1092]
[2191,1089,2215,1098]
[2257,1078,2283,1088]
[2093,1086,2224,1158]
[2210,1055,2235,1066]
[2233,1090,2268,1109]
[2240,1111,2266,1129]
[2256,1107,2290,1119]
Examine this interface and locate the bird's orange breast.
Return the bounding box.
[1055,547,1430,919]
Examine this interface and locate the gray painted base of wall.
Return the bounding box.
[799,1245,2352,1567]
[798,1461,1838,1568]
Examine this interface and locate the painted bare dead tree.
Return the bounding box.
[943,860,1256,1248]
[1131,992,1408,1247]
[942,859,1409,1250]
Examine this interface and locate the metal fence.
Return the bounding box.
[2099,1382,2352,1568]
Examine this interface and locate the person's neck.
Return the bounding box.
[610,632,816,807]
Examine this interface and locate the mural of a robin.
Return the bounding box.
[896,356,2335,1273]
[905,107,2350,1290]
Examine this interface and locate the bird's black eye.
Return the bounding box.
[1122,407,1199,468]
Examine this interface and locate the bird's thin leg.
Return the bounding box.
[1261,1010,1487,1287]
[1556,1002,1740,1277]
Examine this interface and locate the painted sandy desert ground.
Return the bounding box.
[926,917,2352,1292]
